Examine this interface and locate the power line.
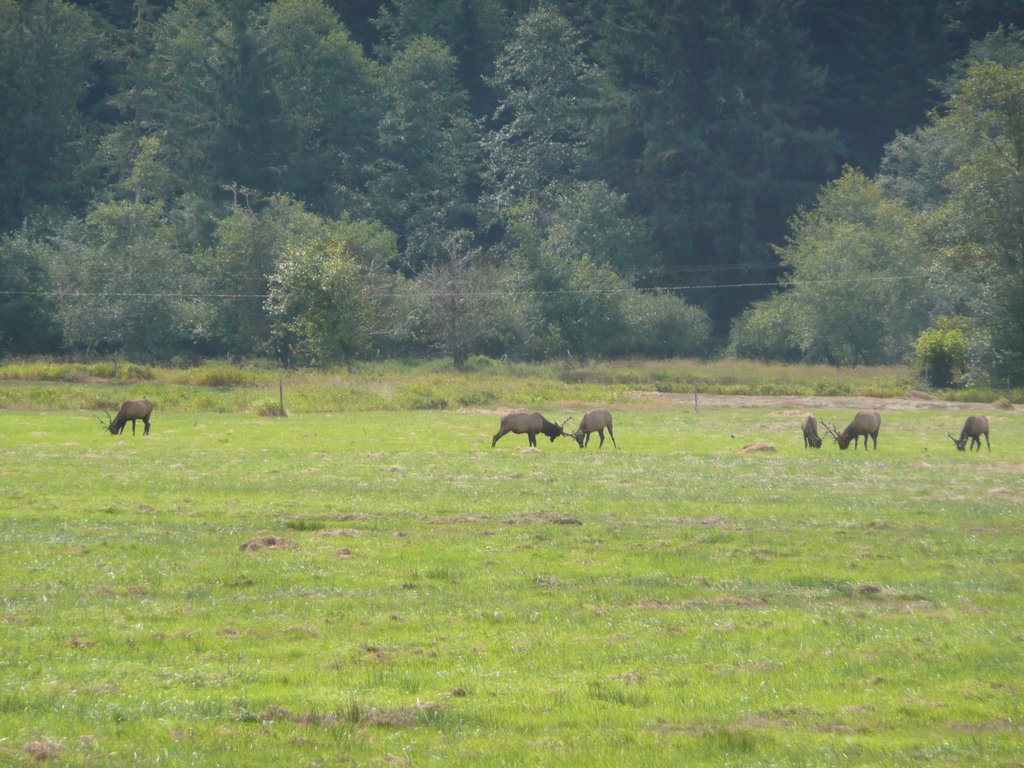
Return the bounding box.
[0,273,931,301]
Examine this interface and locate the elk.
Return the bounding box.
[948,415,990,452]
[820,410,881,450]
[800,412,822,448]
[572,408,617,449]
[102,398,153,436]
[492,411,570,448]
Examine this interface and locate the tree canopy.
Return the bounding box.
[3,1,1024,381]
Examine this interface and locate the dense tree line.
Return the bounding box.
[2,0,1023,380]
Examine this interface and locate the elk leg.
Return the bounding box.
[596,429,605,448]
[143,417,150,436]
[528,431,537,447]
[608,426,617,449]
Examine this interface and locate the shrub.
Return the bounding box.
[617,291,711,358]
[252,399,288,417]
[913,316,971,388]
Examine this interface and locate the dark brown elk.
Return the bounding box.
[572,408,617,449]
[492,411,569,448]
[948,415,990,452]
[103,398,153,436]
[800,412,822,448]
[821,410,881,450]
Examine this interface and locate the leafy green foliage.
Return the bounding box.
[45,200,210,357]
[728,169,931,365]
[265,236,375,364]
[912,316,972,387]
[2,1,1024,374]
[0,232,61,353]
[0,0,98,230]
[480,4,597,223]
[367,35,480,268]
[256,0,379,211]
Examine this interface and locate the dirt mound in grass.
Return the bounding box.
[240,535,297,551]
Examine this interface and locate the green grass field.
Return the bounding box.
[1,377,1023,765]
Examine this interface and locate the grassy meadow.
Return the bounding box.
[1,359,1022,766]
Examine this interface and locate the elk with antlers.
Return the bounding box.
[948,415,990,452]
[100,398,154,436]
[492,411,570,448]
[820,410,881,450]
[572,408,618,449]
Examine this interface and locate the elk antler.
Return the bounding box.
[819,419,840,442]
[947,432,960,445]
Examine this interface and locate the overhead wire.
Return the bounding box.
[0,272,932,300]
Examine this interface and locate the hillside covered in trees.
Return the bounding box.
[3,0,1024,383]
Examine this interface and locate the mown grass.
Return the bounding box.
[1,393,1022,766]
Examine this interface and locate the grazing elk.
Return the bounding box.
[572,408,617,449]
[800,412,822,448]
[821,410,881,450]
[103,398,153,436]
[948,415,990,452]
[492,411,570,448]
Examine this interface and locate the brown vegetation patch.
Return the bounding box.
[429,514,491,524]
[361,701,443,728]
[23,739,63,762]
[325,513,371,522]
[988,487,1020,500]
[740,442,776,453]
[67,635,95,648]
[855,584,928,602]
[948,718,1024,733]
[240,535,297,551]
[504,509,583,526]
[317,528,362,537]
[905,390,936,401]
[257,700,445,730]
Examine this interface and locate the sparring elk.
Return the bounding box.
[800,412,822,448]
[948,415,990,452]
[492,411,570,448]
[572,408,617,449]
[821,410,881,450]
[102,398,153,436]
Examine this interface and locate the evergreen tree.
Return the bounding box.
[592,0,841,330]
[480,4,599,230]
[0,0,98,230]
[367,35,480,268]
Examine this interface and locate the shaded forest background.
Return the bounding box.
[3,0,1024,384]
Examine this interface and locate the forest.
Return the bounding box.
[3,0,1024,384]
